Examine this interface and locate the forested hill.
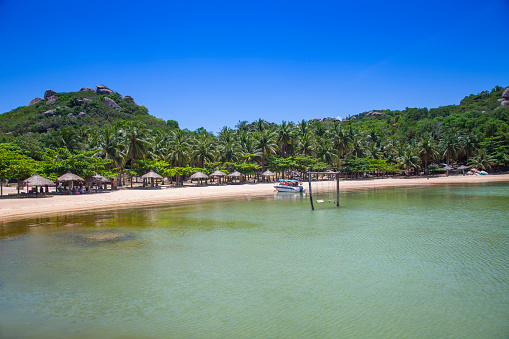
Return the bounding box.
[0,85,175,136]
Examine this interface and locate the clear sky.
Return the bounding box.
[1,0,508,133]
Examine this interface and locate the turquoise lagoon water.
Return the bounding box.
[0,183,508,338]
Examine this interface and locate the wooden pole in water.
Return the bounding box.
[336,172,340,207]
[309,172,314,210]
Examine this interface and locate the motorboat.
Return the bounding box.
[274,179,306,193]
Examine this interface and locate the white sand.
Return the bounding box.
[1,174,508,222]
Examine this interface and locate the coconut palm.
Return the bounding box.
[277,121,295,158]
[254,129,277,171]
[468,148,496,171]
[330,123,352,169]
[295,132,315,157]
[191,133,216,168]
[398,148,421,175]
[98,126,126,169]
[418,135,439,172]
[121,120,152,166]
[166,129,190,167]
[440,133,460,166]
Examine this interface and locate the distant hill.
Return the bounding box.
[0,85,172,136]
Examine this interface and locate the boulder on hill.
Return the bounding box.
[67,113,76,118]
[503,87,509,99]
[501,100,509,106]
[43,109,56,116]
[83,98,92,102]
[124,95,134,103]
[29,97,43,106]
[96,85,108,89]
[103,97,121,110]
[80,87,94,92]
[44,89,57,100]
[46,96,57,105]
[76,99,84,105]
[97,88,113,95]
[78,112,86,116]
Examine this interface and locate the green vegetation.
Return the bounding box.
[1,85,508,184]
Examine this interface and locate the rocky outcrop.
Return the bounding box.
[124,95,134,103]
[43,109,56,116]
[80,87,94,92]
[83,98,92,102]
[103,97,121,110]
[76,99,84,105]
[96,85,114,95]
[29,97,43,106]
[97,88,113,95]
[503,87,509,99]
[44,89,57,100]
[501,100,509,106]
[366,111,386,117]
[78,112,86,116]
[67,113,76,118]
[46,96,57,105]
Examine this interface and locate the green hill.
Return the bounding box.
[0,85,171,136]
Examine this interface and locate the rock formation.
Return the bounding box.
[46,96,57,105]
[43,109,56,116]
[44,89,57,100]
[78,112,86,116]
[29,97,43,106]
[80,87,94,92]
[103,97,121,110]
[503,87,509,99]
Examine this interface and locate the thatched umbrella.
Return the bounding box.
[457,165,469,175]
[141,170,164,187]
[209,169,227,185]
[57,171,85,194]
[227,170,244,184]
[23,173,55,195]
[261,170,276,182]
[85,174,112,191]
[190,171,209,185]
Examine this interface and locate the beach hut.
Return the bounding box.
[457,165,469,175]
[227,170,244,184]
[190,171,209,185]
[209,169,227,185]
[57,171,85,194]
[85,174,112,192]
[141,170,164,187]
[261,170,276,182]
[22,173,55,195]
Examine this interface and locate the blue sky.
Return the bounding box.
[1,0,508,133]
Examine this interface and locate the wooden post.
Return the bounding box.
[309,172,314,211]
[336,173,340,207]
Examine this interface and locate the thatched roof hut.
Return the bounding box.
[23,173,55,187]
[210,170,226,177]
[57,171,85,182]
[141,170,163,179]
[210,169,226,184]
[85,174,111,184]
[190,171,209,186]
[190,171,209,180]
[261,170,276,176]
[227,170,244,178]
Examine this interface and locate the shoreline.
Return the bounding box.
[1,174,509,223]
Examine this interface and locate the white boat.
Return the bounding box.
[274,179,306,193]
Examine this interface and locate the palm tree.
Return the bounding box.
[295,132,315,157]
[468,148,496,171]
[398,148,421,175]
[98,126,126,170]
[166,129,190,167]
[315,136,336,165]
[330,123,352,169]
[277,121,295,158]
[122,120,152,166]
[254,129,277,171]
[418,135,439,172]
[440,133,460,166]
[191,133,216,168]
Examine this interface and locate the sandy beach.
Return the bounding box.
[1,174,508,223]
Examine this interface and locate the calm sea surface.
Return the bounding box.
[1,183,508,338]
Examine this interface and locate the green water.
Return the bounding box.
[1,183,508,338]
